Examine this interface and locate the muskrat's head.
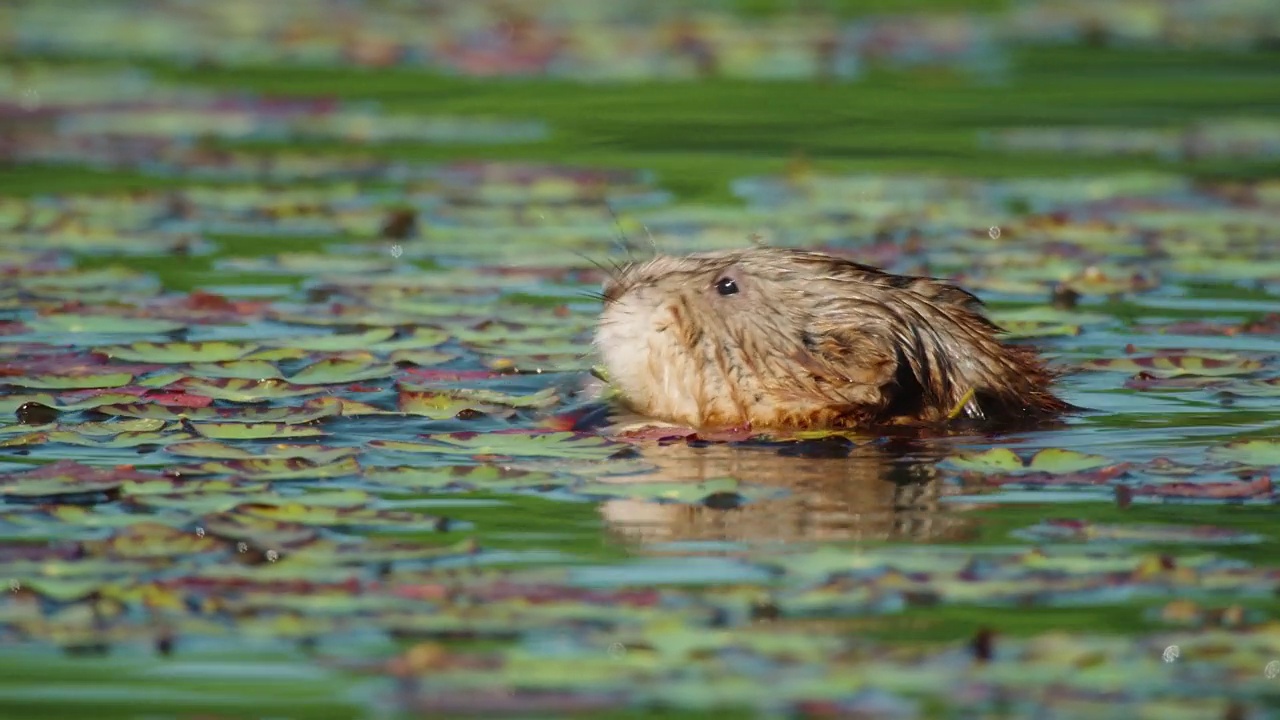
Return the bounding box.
[594,247,1071,431]
[595,249,815,428]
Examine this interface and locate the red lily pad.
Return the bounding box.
[0,460,162,502]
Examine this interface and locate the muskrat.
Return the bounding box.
[594,247,1072,431]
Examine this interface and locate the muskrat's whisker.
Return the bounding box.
[642,224,658,257]
[577,289,609,304]
[604,202,640,262]
[570,250,621,281]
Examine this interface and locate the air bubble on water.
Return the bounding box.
[988,226,1001,239]
[237,542,248,553]
[390,244,403,259]
[266,550,279,563]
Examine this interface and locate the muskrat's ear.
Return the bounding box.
[791,328,898,392]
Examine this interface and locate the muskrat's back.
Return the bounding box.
[594,247,1071,431]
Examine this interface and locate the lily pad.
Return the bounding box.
[289,357,398,385]
[1080,355,1265,377]
[370,431,631,460]
[943,448,1117,474]
[1206,439,1280,468]
[99,341,258,363]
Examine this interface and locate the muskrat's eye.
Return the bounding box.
[715,277,739,296]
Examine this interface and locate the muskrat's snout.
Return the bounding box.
[594,247,1072,431]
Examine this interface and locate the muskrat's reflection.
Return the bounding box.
[597,436,973,545]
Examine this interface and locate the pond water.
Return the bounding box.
[3,2,1280,719]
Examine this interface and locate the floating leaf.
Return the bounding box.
[98,396,343,424]
[173,377,327,402]
[1206,439,1280,468]
[1080,355,1265,377]
[2,372,134,390]
[25,314,186,335]
[371,431,630,460]
[0,461,160,501]
[943,448,1116,474]
[266,328,396,352]
[361,464,561,493]
[289,357,398,385]
[188,360,284,380]
[171,456,361,481]
[191,422,329,440]
[99,341,258,363]
[1012,519,1263,545]
[235,502,449,530]
[166,441,359,462]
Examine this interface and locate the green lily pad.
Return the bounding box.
[943,448,1116,474]
[361,464,562,492]
[173,456,361,481]
[368,328,451,352]
[99,341,258,363]
[999,321,1081,339]
[191,422,329,440]
[370,431,630,460]
[1205,439,1280,468]
[267,328,396,352]
[174,377,327,402]
[289,357,398,385]
[188,360,285,380]
[25,314,186,334]
[133,488,370,514]
[1080,355,1265,377]
[31,430,195,448]
[166,441,359,462]
[98,396,343,424]
[0,392,144,414]
[235,502,448,530]
[387,349,459,366]
[3,372,134,390]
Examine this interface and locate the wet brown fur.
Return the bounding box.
[594,247,1071,431]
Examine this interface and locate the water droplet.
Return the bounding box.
[237,542,248,553]
[266,550,279,563]
[607,642,626,659]
[390,244,403,259]
[8,579,18,592]
[1265,660,1280,679]
[195,527,205,538]
[988,226,1001,239]
[1162,645,1180,662]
